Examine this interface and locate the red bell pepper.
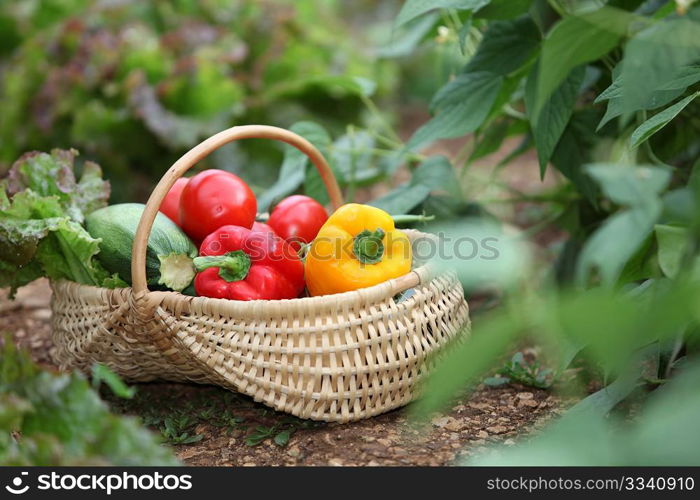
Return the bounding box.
[193,225,304,301]
[251,221,275,234]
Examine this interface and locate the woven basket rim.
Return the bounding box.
[52,230,437,310]
[51,264,428,304]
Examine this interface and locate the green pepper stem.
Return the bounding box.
[353,228,385,264]
[193,250,251,282]
[390,214,435,225]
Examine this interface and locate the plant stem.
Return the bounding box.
[547,0,567,17]
[361,94,403,145]
[193,251,251,282]
[391,214,436,224]
[346,125,357,203]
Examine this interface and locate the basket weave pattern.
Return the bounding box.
[49,126,471,422]
[51,254,469,422]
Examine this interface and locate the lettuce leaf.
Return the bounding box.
[0,149,124,295]
[6,149,110,223]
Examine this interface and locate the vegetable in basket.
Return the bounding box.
[159,177,189,225]
[86,203,198,292]
[179,169,256,242]
[0,149,125,296]
[267,195,328,249]
[193,225,304,300]
[252,221,275,234]
[305,204,412,296]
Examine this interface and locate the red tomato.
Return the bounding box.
[159,177,189,225]
[267,195,328,249]
[179,170,257,242]
[251,222,275,234]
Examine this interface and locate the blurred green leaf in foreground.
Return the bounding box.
[0,336,177,465]
[413,215,700,465]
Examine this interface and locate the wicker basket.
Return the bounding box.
[50,125,471,422]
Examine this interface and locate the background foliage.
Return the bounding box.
[0,0,400,201]
[0,337,177,465]
[397,0,700,466]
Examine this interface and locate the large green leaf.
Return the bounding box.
[576,210,658,286]
[394,0,491,27]
[597,65,700,103]
[620,16,700,113]
[370,156,460,214]
[411,308,520,417]
[257,122,331,211]
[463,16,541,76]
[596,65,700,130]
[428,219,531,290]
[408,72,503,149]
[576,164,671,285]
[630,92,699,148]
[330,131,381,186]
[654,224,700,279]
[586,163,672,207]
[549,110,600,202]
[35,218,106,286]
[655,224,687,279]
[526,65,586,177]
[474,0,533,19]
[535,6,636,116]
[377,13,439,58]
[565,348,653,418]
[370,184,432,214]
[469,119,512,161]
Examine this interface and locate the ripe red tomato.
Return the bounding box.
[179,169,256,242]
[268,195,328,249]
[159,177,189,225]
[251,222,275,234]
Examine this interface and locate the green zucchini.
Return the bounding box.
[86,203,197,292]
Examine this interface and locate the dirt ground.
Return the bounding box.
[0,279,562,466]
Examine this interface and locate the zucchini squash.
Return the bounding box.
[86,203,197,291]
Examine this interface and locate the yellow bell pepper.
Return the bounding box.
[305,203,412,296]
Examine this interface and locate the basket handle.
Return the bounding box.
[131,125,344,294]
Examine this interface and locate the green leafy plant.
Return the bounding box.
[394,0,700,465]
[245,425,287,447]
[396,1,700,290]
[0,335,178,465]
[244,417,319,447]
[91,363,136,399]
[257,120,464,219]
[0,149,126,295]
[159,415,205,445]
[134,394,247,446]
[484,352,554,389]
[0,0,397,201]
